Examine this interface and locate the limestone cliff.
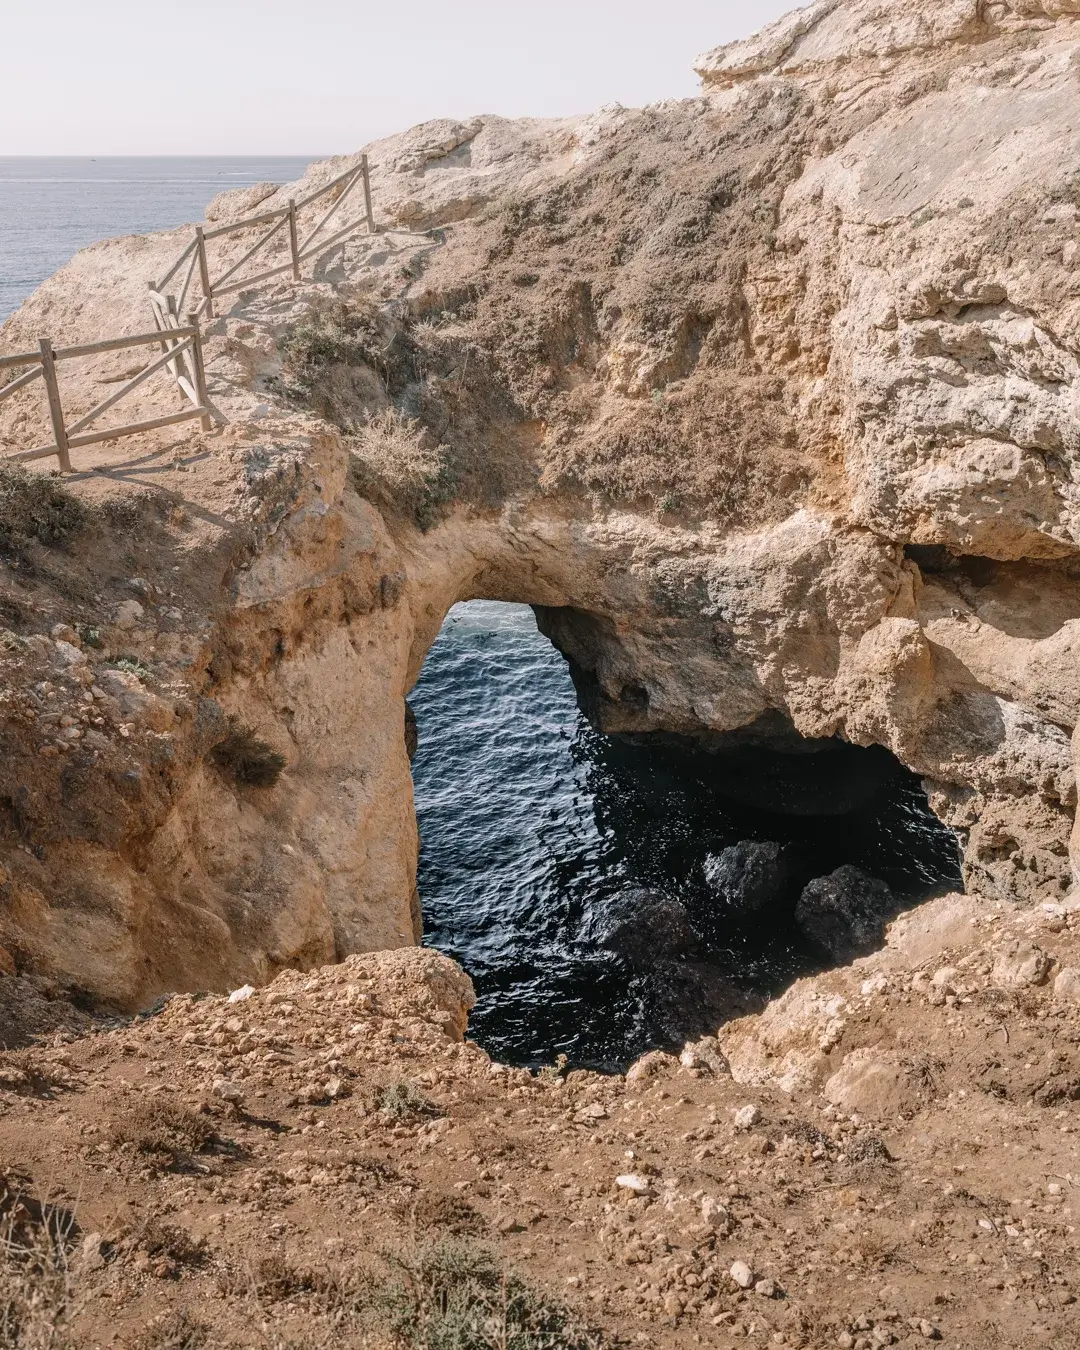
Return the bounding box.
[2,0,1080,1003]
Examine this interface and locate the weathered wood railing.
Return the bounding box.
[1,157,377,470]
[0,318,213,470]
[152,156,375,322]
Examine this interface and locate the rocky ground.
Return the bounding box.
[2,889,1078,1350]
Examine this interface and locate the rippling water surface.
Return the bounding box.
[411,600,964,1070]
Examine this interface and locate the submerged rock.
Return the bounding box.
[589,888,696,966]
[703,842,791,917]
[647,958,760,1047]
[795,865,895,961]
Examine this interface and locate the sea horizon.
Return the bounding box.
[0,154,319,321]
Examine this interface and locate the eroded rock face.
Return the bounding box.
[2,0,1080,1001]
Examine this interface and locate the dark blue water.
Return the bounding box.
[411,601,963,1070]
[0,157,315,321]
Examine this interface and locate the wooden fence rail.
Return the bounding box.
[154,156,376,322]
[0,318,214,471]
[1,157,378,470]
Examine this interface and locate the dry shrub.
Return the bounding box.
[233,1241,601,1349]
[409,1193,487,1237]
[0,1050,73,1099]
[210,718,287,789]
[131,1310,208,1350]
[109,1100,215,1169]
[375,1080,440,1121]
[0,465,87,554]
[846,1133,893,1165]
[133,1219,207,1271]
[365,1238,603,1350]
[253,1253,333,1301]
[0,1208,79,1349]
[349,409,456,529]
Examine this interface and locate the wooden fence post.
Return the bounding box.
[195,226,214,318]
[287,199,301,281]
[165,295,193,405]
[38,339,71,472]
[187,313,213,433]
[362,155,375,233]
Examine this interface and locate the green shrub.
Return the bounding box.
[275,301,381,403]
[104,655,152,679]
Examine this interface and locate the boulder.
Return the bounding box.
[625,1049,679,1084]
[1053,966,1080,1001]
[204,182,281,223]
[992,941,1053,988]
[824,1049,917,1119]
[796,865,895,961]
[703,841,790,917]
[589,888,696,966]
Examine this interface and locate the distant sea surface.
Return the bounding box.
[0,157,315,322]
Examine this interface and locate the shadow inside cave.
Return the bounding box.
[410,601,964,1072]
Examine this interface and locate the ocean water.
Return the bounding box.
[411,601,963,1070]
[0,156,315,322]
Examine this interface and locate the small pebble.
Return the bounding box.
[616,1173,650,1193]
[729,1259,754,1289]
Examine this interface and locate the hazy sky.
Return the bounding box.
[4,1,795,155]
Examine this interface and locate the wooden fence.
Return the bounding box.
[152,155,375,322]
[0,319,213,471]
[1,156,377,470]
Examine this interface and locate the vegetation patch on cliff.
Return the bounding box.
[210,718,286,789]
[348,410,457,530]
[0,465,87,554]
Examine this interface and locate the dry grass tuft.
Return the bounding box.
[109,1100,216,1170]
[349,410,457,530]
[0,1208,79,1349]
[131,1309,209,1350]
